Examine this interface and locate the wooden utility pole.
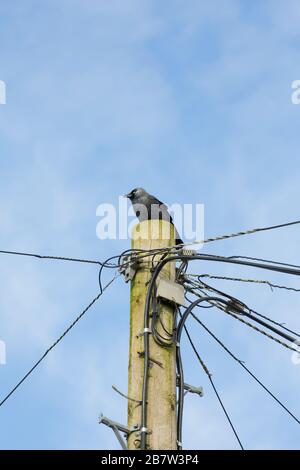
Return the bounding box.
[127,220,177,450]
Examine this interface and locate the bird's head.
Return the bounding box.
[124,187,146,201]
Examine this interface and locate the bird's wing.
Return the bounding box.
[147,194,175,223]
[147,194,183,245]
[147,195,169,212]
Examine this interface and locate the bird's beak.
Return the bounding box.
[123,192,132,199]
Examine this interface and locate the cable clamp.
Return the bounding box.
[226,299,246,315]
[119,254,139,283]
[135,426,152,437]
[180,249,197,256]
[135,425,151,436]
[137,328,151,338]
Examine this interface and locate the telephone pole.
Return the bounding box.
[127,220,177,450]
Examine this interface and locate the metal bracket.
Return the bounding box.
[176,379,204,398]
[137,351,163,368]
[112,385,142,404]
[99,413,139,450]
[119,254,138,283]
[157,278,186,306]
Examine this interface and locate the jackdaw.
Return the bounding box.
[124,187,183,245]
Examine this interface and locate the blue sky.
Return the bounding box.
[1,0,300,450]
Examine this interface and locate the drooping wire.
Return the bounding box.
[0,273,119,409]
[249,308,300,339]
[109,218,300,258]
[150,294,176,348]
[192,274,300,293]
[184,276,300,340]
[188,281,299,352]
[227,312,299,352]
[137,251,300,450]
[191,313,300,426]
[174,218,300,250]
[98,255,122,293]
[187,283,300,341]
[0,249,104,265]
[177,301,244,450]
[185,290,214,308]
[228,255,300,270]
[98,249,163,293]
[187,278,300,346]
[4,222,300,449]
[3,216,300,269]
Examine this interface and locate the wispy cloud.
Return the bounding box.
[0,0,300,450]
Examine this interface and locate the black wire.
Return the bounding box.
[176,296,244,449]
[0,248,121,298]
[250,308,300,339]
[0,247,143,296]
[0,249,104,265]
[184,283,215,308]
[181,291,300,444]
[196,274,300,293]
[196,278,299,345]
[4,238,300,446]
[171,219,300,252]
[183,254,300,276]
[177,300,244,450]
[186,276,300,339]
[140,251,300,450]
[176,334,184,450]
[185,292,214,308]
[228,255,300,270]
[185,280,300,355]
[98,255,121,293]
[208,375,244,450]
[192,315,300,426]
[150,296,176,347]
[0,275,117,409]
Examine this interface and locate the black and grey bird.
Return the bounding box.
[124,187,183,245]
